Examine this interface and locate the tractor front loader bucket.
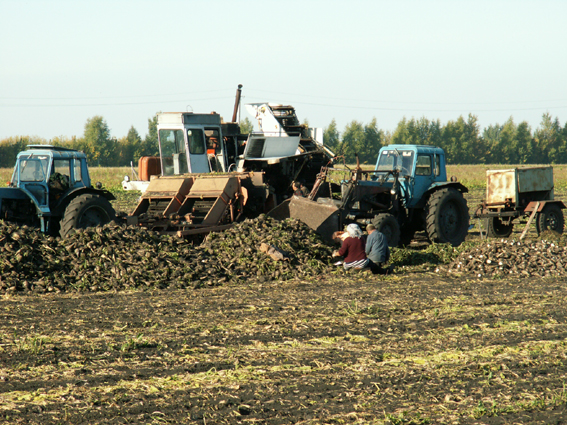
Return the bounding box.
[268,196,340,244]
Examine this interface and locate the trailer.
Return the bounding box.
[475,166,565,237]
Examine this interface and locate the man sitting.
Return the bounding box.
[365,224,391,274]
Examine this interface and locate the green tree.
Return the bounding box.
[123,126,142,164]
[363,118,384,164]
[338,120,366,163]
[534,113,564,164]
[323,119,340,152]
[0,137,36,167]
[482,124,504,163]
[391,117,442,147]
[143,115,159,157]
[82,116,113,166]
[239,117,254,134]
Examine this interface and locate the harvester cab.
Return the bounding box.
[156,112,242,175]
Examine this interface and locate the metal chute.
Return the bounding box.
[268,196,340,244]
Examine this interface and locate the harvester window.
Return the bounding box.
[188,129,206,155]
[159,129,190,176]
[415,155,432,176]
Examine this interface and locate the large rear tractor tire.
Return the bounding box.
[426,188,469,246]
[372,213,401,247]
[536,204,564,235]
[484,217,514,238]
[60,194,116,238]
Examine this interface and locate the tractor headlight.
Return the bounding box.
[124,175,130,182]
[390,189,396,195]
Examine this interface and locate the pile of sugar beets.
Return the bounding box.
[444,233,567,278]
[0,215,336,294]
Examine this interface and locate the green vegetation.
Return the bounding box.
[2,112,566,168]
[327,112,567,166]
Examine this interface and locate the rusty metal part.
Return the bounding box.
[231,84,243,122]
[128,173,254,237]
[267,196,340,244]
[486,167,554,205]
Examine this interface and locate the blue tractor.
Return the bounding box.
[0,145,116,237]
[276,144,470,247]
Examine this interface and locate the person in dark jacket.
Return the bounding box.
[292,180,310,197]
[365,224,391,274]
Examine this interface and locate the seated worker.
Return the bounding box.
[365,224,391,274]
[292,180,310,197]
[332,223,369,270]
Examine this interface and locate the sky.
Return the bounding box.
[1,0,566,141]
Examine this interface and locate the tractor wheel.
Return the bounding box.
[372,213,401,247]
[60,194,116,238]
[484,217,514,238]
[425,188,469,246]
[536,204,564,235]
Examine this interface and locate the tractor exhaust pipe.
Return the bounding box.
[232,84,243,122]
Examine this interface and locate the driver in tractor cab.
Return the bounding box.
[292,180,309,197]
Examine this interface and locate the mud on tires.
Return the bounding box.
[372,213,400,247]
[426,187,469,246]
[60,194,116,238]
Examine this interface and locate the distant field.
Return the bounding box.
[4,164,567,192]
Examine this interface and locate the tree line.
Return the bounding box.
[324,112,567,165]
[1,113,566,168]
[0,116,255,169]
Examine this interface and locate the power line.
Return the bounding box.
[0,96,235,108]
[0,88,233,101]
[246,88,567,107]
[242,96,567,113]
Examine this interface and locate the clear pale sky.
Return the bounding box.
[1,0,566,141]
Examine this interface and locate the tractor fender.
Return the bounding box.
[524,200,566,213]
[412,181,469,209]
[426,181,468,194]
[51,187,116,217]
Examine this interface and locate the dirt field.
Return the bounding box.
[2,272,567,424]
[1,186,567,424]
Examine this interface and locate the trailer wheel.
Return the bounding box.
[372,213,400,247]
[484,217,514,238]
[426,188,469,246]
[536,204,564,235]
[60,194,116,238]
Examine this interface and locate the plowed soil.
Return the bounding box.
[2,188,567,424]
[2,272,567,424]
